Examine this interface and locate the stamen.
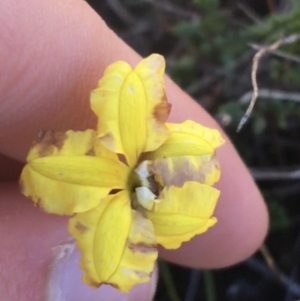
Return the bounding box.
[135,187,156,210]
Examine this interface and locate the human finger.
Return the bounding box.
[0,154,23,181]
[0,183,157,301]
[0,0,268,268]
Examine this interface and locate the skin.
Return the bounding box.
[0,0,269,300]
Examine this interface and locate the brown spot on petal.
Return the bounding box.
[128,242,157,254]
[34,197,42,207]
[102,282,120,289]
[133,270,152,278]
[147,175,163,197]
[87,279,101,288]
[85,149,95,156]
[34,130,67,157]
[35,130,66,148]
[147,153,220,187]
[204,153,220,172]
[153,101,171,122]
[74,222,89,233]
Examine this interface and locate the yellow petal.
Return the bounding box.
[69,192,157,292]
[69,191,131,287]
[93,134,119,161]
[137,121,224,187]
[90,54,170,167]
[108,210,157,292]
[20,130,128,215]
[135,153,221,190]
[145,120,225,160]
[26,129,96,161]
[145,181,219,249]
[134,54,171,152]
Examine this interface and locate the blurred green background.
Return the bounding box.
[87,1,300,300]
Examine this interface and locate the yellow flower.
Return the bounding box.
[20,54,224,292]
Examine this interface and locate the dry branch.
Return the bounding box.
[250,167,300,181]
[237,33,300,132]
[239,89,300,104]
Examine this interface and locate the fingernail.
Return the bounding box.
[45,239,158,301]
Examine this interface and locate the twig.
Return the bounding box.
[186,51,252,94]
[250,43,300,64]
[237,1,262,23]
[260,244,282,278]
[285,268,298,301]
[141,0,199,19]
[260,245,300,299]
[106,0,136,25]
[245,258,300,297]
[250,167,300,181]
[237,33,300,132]
[121,22,151,39]
[239,88,300,104]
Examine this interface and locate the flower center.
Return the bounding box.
[128,161,163,211]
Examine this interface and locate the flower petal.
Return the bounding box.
[69,191,157,292]
[108,210,157,292]
[90,54,170,167]
[26,129,96,161]
[145,181,219,249]
[137,121,224,188]
[134,54,171,152]
[69,191,131,287]
[20,130,128,215]
[136,153,221,190]
[145,120,225,160]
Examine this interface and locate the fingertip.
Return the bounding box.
[158,76,269,268]
[0,182,69,300]
[0,0,269,272]
[0,183,158,301]
[47,244,158,301]
[0,153,23,181]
